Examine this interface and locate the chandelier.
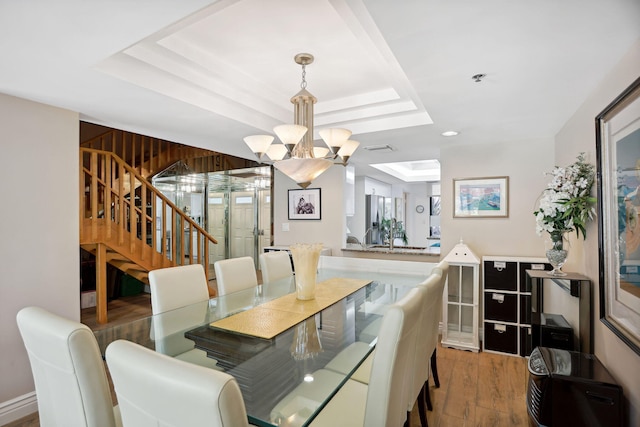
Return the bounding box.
[244,53,359,188]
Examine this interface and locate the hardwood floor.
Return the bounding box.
[7,294,531,427]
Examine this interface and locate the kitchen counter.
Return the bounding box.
[342,243,440,257]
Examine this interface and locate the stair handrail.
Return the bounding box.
[80,147,217,276]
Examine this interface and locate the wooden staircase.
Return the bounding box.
[79,126,260,324]
[80,147,219,324]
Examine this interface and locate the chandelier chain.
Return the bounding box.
[300,64,307,89]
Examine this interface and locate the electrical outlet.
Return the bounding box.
[282,223,290,232]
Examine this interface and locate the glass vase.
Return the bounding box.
[545,231,569,276]
[289,243,323,300]
[290,317,323,361]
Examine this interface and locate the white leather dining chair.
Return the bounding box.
[148,264,210,315]
[148,264,219,370]
[16,306,123,427]
[407,269,443,426]
[106,339,249,427]
[259,251,293,284]
[424,261,449,410]
[214,256,258,296]
[309,286,425,427]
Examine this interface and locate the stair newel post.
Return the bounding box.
[96,243,108,324]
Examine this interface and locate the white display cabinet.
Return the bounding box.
[441,241,480,352]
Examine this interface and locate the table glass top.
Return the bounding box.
[94,268,427,426]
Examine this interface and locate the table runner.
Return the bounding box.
[209,277,371,339]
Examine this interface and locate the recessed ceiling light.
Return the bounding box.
[442,131,459,137]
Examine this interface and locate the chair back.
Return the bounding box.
[149,264,209,315]
[106,340,248,427]
[431,260,449,349]
[365,286,425,427]
[16,306,120,427]
[214,256,258,296]
[259,251,293,284]
[405,270,443,410]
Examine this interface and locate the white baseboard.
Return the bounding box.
[0,392,37,425]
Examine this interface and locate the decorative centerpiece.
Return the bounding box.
[533,153,596,276]
[289,243,323,300]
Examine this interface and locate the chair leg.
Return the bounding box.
[424,381,433,411]
[418,386,429,427]
[430,349,440,388]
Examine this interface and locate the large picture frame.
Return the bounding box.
[453,176,509,218]
[288,188,321,220]
[596,76,640,356]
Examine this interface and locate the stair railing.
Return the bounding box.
[80,148,217,276]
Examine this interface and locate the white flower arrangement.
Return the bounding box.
[534,153,596,239]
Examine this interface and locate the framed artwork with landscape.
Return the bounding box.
[453,176,509,218]
[288,188,321,220]
[597,76,640,356]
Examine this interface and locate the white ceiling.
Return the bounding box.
[1,0,639,184]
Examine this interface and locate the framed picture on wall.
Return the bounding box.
[453,176,509,218]
[597,76,640,356]
[288,188,321,220]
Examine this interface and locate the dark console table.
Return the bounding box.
[526,270,593,353]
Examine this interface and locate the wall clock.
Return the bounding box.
[416,204,425,213]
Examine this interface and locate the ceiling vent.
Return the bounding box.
[363,144,394,152]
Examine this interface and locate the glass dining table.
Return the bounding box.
[93,268,428,427]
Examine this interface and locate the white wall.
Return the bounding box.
[0,93,79,423]
[555,39,640,425]
[440,138,555,258]
[404,182,429,247]
[363,176,391,197]
[273,166,346,255]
